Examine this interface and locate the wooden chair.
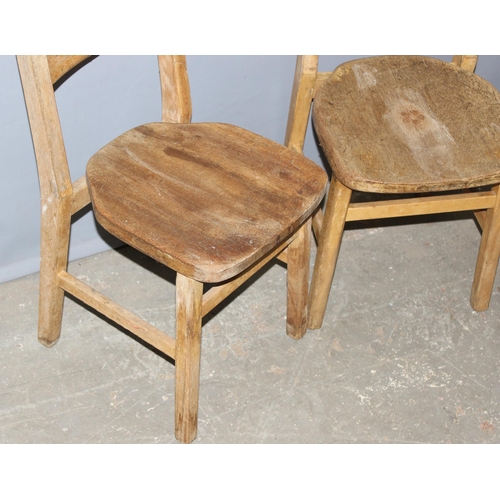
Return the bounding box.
[17,55,327,443]
[285,55,500,329]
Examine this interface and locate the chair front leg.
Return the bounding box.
[471,184,500,311]
[307,177,352,330]
[286,218,311,340]
[175,273,204,444]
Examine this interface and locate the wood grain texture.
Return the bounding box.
[47,55,92,84]
[307,178,352,330]
[17,57,73,203]
[158,55,192,124]
[175,274,203,444]
[313,56,500,193]
[451,55,478,72]
[471,184,500,311]
[17,56,75,346]
[286,219,311,339]
[345,191,497,221]
[87,122,327,282]
[284,55,318,151]
[36,198,72,346]
[201,237,291,316]
[71,175,91,215]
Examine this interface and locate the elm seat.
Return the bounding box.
[313,56,500,193]
[17,55,327,443]
[285,55,500,330]
[87,122,325,283]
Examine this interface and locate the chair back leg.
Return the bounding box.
[38,197,72,347]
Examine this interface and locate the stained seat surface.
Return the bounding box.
[87,122,327,283]
[313,55,500,194]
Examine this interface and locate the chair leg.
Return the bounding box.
[311,205,324,242]
[307,177,352,330]
[286,218,311,340]
[471,184,500,311]
[38,200,71,347]
[175,274,204,444]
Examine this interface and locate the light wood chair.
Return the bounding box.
[17,55,327,443]
[285,55,500,329]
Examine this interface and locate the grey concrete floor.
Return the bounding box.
[1,212,500,444]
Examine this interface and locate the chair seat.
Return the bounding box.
[87,122,327,283]
[313,55,500,193]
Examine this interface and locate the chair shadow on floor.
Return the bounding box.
[64,240,285,366]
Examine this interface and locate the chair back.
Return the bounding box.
[17,55,193,213]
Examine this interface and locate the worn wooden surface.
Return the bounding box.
[47,55,91,84]
[451,55,478,72]
[87,122,326,283]
[308,178,352,330]
[313,56,500,193]
[17,56,75,346]
[18,54,327,443]
[175,274,203,443]
[286,219,311,339]
[284,55,319,153]
[471,184,500,311]
[345,191,497,221]
[158,55,192,124]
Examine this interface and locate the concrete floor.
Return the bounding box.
[1,211,500,444]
